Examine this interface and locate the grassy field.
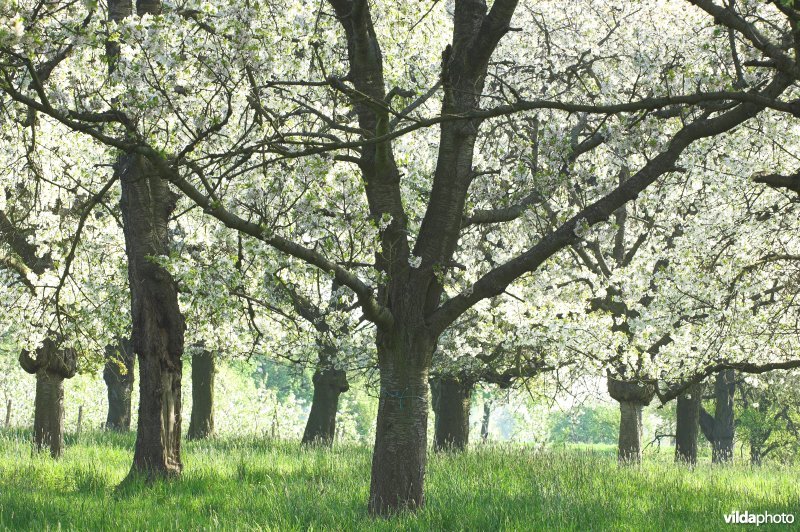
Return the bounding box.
[0,430,797,530]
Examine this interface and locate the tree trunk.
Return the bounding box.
[119,153,185,479]
[712,369,735,463]
[700,369,736,464]
[607,378,655,464]
[480,400,491,442]
[188,349,215,440]
[431,376,472,451]
[19,338,77,458]
[302,367,349,446]
[33,372,66,457]
[675,382,703,465]
[368,333,434,516]
[618,401,645,463]
[103,339,135,431]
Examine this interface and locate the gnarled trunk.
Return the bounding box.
[103,339,135,431]
[19,338,77,458]
[33,371,66,457]
[188,349,215,440]
[119,153,185,479]
[302,366,349,446]
[608,378,655,464]
[431,376,473,451]
[700,369,735,464]
[368,332,434,516]
[675,382,703,465]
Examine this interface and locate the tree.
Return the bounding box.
[738,371,800,465]
[675,383,704,465]
[700,370,736,463]
[430,303,563,451]
[108,0,186,478]
[104,339,135,431]
[3,0,797,513]
[187,347,214,440]
[19,338,76,457]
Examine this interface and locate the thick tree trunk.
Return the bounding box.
[607,378,655,464]
[480,400,491,442]
[431,376,473,451]
[103,339,135,431]
[618,401,645,463]
[712,369,735,463]
[19,338,77,458]
[33,372,66,457]
[302,367,349,446]
[675,383,703,464]
[188,349,215,440]
[368,333,434,516]
[119,154,185,479]
[700,369,736,464]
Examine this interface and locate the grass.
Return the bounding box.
[0,430,797,530]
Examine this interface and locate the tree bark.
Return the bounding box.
[700,369,736,464]
[119,153,185,479]
[103,338,135,431]
[607,378,655,464]
[368,332,434,516]
[19,338,77,458]
[33,372,66,457]
[301,366,349,446]
[675,382,703,465]
[618,401,645,463]
[188,349,215,440]
[431,376,473,451]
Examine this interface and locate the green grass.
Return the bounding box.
[0,430,797,530]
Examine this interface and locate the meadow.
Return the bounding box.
[0,430,797,531]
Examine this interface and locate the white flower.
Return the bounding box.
[378,213,393,231]
[11,16,23,38]
[573,218,589,238]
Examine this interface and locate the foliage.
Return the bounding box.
[548,404,620,445]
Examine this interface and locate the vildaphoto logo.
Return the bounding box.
[724,511,795,526]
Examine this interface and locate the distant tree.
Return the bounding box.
[103,339,135,431]
[700,370,736,463]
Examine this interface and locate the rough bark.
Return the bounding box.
[188,349,215,440]
[675,382,704,464]
[19,338,77,458]
[608,378,655,464]
[103,338,135,431]
[118,153,185,479]
[431,376,473,451]
[368,332,434,516]
[301,366,349,446]
[700,369,736,464]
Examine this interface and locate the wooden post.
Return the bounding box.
[4,400,10,428]
[76,405,83,440]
